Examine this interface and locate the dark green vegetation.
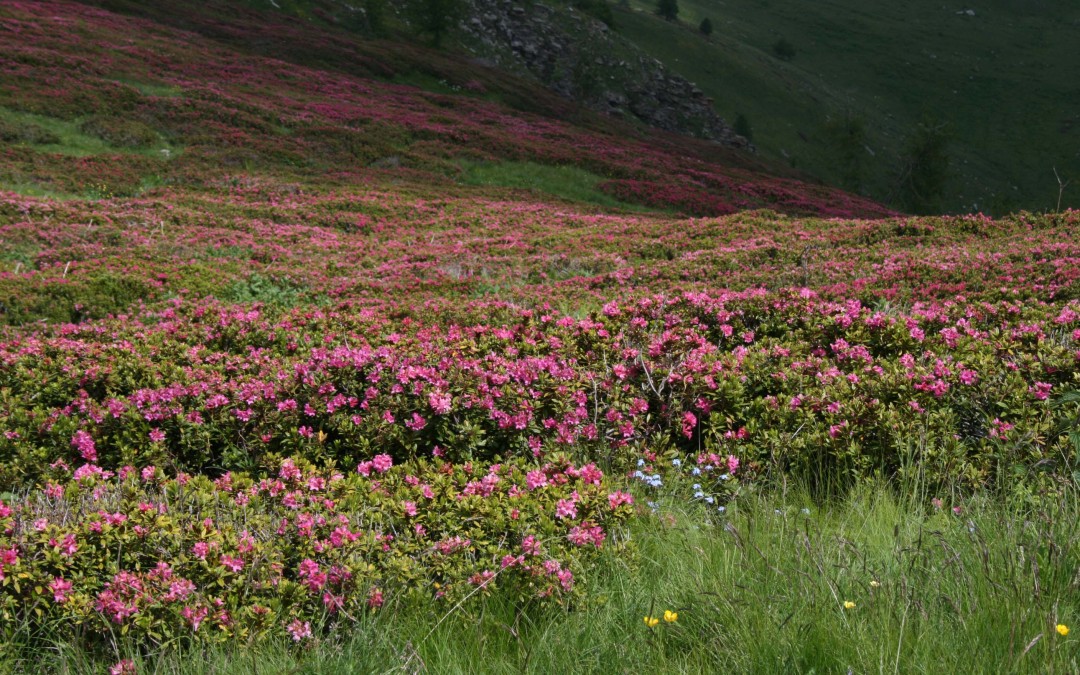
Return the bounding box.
[618,0,1080,214]
[656,0,679,22]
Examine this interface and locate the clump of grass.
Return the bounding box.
[0,180,83,200]
[111,78,184,99]
[0,107,175,159]
[78,115,162,149]
[221,272,307,307]
[458,159,661,212]
[0,117,60,145]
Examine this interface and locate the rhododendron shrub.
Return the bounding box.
[0,458,631,655]
[2,284,1076,492]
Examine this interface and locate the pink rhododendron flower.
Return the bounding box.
[279,459,302,481]
[501,554,524,568]
[287,619,312,641]
[429,391,452,414]
[182,605,209,631]
[579,463,603,485]
[555,499,578,520]
[567,523,606,548]
[522,535,542,556]
[1030,382,1052,400]
[525,470,548,490]
[71,430,97,462]
[682,411,698,438]
[367,587,384,608]
[49,577,73,603]
[109,660,136,675]
[192,542,211,560]
[57,533,78,557]
[406,412,427,431]
[323,593,344,613]
[990,418,1015,440]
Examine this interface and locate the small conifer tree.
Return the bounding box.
[734,113,752,141]
[408,0,465,46]
[655,0,679,21]
[772,38,796,61]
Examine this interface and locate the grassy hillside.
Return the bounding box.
[0,0,881,218]
[619,0,1080,214]
[82,0,1080,215]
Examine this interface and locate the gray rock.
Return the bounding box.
[461,0,752,150]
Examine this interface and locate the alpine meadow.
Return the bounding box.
[0,1,1077,673]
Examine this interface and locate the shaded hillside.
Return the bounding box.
[617,0,1080,214]
[64,0,1080,215]
[0,0,885,219]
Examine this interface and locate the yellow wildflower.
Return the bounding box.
[869,580,881,588]
[664,610,678,623]
[1057,624,1069,637]
[643,616,659,628]
[843,601,856,609]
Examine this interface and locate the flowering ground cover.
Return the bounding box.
[0,1,1078,672]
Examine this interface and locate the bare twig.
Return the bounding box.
[1053,166,1070,213]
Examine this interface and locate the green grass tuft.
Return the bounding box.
[0,106,177,160]
[458,160,662,212]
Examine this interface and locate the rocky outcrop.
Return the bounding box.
[461,1,751,149]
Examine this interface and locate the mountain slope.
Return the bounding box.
[0,0,885,219]
[617,0,1080,214]
[67,0,1080,215]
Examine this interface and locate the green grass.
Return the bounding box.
[0,179,84,200]
[111,77,184,99]
[0,175,170,202]
[16,484,1077,674]
[615,0,1080,214]
[390,71,503,105]
[0,107,174,159]
[457,160,662,213]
